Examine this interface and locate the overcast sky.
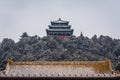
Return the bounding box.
[0,0,120,42]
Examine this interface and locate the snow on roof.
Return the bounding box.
[51,18,69,23]
[0,59,120,78]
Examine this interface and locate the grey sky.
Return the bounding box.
[0,0,120,42]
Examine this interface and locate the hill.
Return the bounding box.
[0,32,120,71]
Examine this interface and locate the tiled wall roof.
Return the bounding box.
[0,59,119,78]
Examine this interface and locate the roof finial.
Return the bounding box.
[58,18,61,21]
[7,57,13,64]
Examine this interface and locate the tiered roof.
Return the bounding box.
[46,18,74,36]
[0,58,119,78]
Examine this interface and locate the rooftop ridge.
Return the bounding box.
[8,60,107,65]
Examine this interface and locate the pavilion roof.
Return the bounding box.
[48,25,71,27]
[51,18,69,23]
[46,29,74,32]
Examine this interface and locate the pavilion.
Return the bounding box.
[46,18,74,36]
